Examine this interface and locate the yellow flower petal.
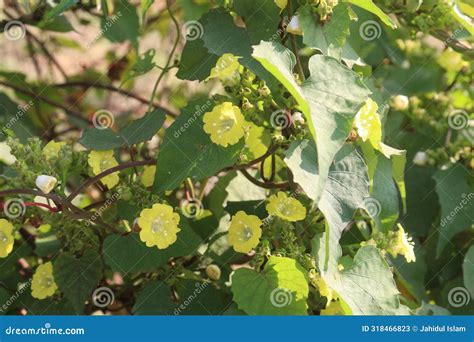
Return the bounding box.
[228,211,262,253]
[137,203,181,249]
[208,53,241,86]
[31,262,58,300]
[266,192,306,222]
[354,98,382,150]
[203,102,245,147]
[42,140,66,159]
[141,165,156,187]
[87,150,119,189]
[0,142,16,165]
[0,219,14,258]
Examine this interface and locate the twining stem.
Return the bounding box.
[67,159,155,202]
[147,0,181,112]
[287,1,305,81]
[240,169,291,190]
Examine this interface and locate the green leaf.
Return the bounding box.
[463,246,474,297]
[299,4,351,58]
[44,0,78,22]
[79,108,166,150]
[153,100,244,193]
[121,49,156,84]
[232,0,280,44]
[103,220,202,274]
[53,251,102,313]
[231,256,309,315]
[133,279,230,315]
[313,235,407,314]
[434,164,474,257]
[177,9,276,87]
[450,1,474,36]
[253,41,370,202]
[101,0,139,48]
[38,15,74,32]
[284,140,369,258]
[344,0,397,28]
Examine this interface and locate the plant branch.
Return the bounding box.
[147,0,180,112]
[51,81,178,117]
[239,169,291,189]
[67,160,155,202]
[287,1,305,80]
[0,81,88,123]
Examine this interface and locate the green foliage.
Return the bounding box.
[0,0,472,316]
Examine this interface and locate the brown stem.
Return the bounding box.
[67,159,155,202]
[240,169,291,189]
[0,81,88,123]
[51,81,178,117]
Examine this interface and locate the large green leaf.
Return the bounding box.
[313,235,408,314]
[79,108,166,150]
[53,251,102,313]
[253,41,370,202]
[153,100,244,193]
[232,0,280,44]
[133,279,230,315]
[434,164,474,257]
[231,256,309,315]
[299,4,351,58]
[177,9,276,87]
[101,0,139,48]
[103,220,202,274]
[285,140,369,260]
[463,246,474,297]
[344,0,396,28]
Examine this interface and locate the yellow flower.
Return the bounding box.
[35,175,58,194]
[354,98,381,149]
[141,165,156,188]
[203,102,246,147]
[88,150,119,189]
[274,0,288,11]
[0,142,16,165]
[228,211,262,253]
[0,219,14,258]
[42,140,66,159]
[138,203,181,249]
[312,272,337,303]
[387,224,416,263]
[31,262,57,299]
[208,53,241,86]
[266,192,306,222]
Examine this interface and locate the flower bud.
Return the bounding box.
[205,264,221,281]
[35,175,58,194]
[412,151,428,166]
[292,111,305,124]
[391,95,409,111]
[287,15,302,35]
[0,142,17,165]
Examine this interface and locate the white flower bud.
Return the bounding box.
[286,15,302,35]
[292,112,305,124]
[412,151,428,166]
[206,264,221,281]
[391,95,409,111]
[0,142,17,165]
[35,175,58,194]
